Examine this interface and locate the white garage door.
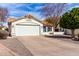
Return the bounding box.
[15,25,40,36]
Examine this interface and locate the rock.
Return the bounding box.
[72,37,79,41]
[0,30,9,39]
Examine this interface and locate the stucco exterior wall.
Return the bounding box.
[65,29,79,35]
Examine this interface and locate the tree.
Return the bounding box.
[43,17,54,26]
[41,3,67,29]
[0,7,8,21]
[60,8,79,38]
[0,7,8,26]
[8,18,16,36]
[43,16,60,27]
[0,7,9,38]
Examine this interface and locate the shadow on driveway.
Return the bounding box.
[44,35,79,45]
[0,37,33,56]
[44,35,72,39]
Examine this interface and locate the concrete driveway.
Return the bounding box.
[0,36,79,56]
[0,37,33,56]
[16,36,79,56]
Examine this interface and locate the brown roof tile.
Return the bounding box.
[8,18,16,22]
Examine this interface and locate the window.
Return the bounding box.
[48,27,52,31]
[43,26,46,32]
[60,28,64,32]
[43,26,52,32]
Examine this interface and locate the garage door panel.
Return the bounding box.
[15,25,40,36]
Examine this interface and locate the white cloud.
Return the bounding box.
[34,5,45,10]
[0,3,44,20]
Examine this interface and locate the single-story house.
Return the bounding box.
[10,14,79,36]
[11,14,53,36]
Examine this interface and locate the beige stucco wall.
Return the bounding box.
[65,29,79,35]
[75,29,79,35]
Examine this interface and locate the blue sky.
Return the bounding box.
[0,3,79,20]
[0,3,46,20]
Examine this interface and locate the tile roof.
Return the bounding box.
[8,18,16,22]
[13,14,42,24]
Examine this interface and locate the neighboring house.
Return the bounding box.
[11,14,53,36]
[42,20,53,32]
